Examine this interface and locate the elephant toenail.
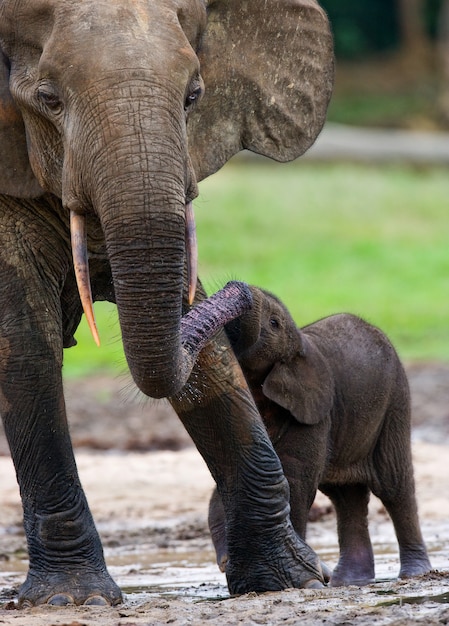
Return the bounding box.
[84,595,109,606]
[320,562,332,583]
[48,593,75,605]
[20,599,33,608]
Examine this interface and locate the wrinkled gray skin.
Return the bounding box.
[209,285,432,586]
[0,0,334,607]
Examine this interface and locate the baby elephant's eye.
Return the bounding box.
[269,317,280,329]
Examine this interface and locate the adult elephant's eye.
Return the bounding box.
[184,78,203,113]
[37,84,63,113]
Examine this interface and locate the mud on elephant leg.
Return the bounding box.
[170,330,326,594]
[1,342,122,607]
[2,364,121,606]
[208,482,333,584]
[0,199,121,607]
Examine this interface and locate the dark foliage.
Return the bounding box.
[320,0,443,58]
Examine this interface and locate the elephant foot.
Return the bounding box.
[225,522,326,595]
[398,546,432,579]
[330,558,375,587]
[17,569,122,607]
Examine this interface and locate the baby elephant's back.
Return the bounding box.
[302,313,410,467]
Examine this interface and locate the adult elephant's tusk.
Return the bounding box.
[70,210,101,347]
[185,201,198,305]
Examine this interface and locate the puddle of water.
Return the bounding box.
[108,549,229,602]
[377,591,449,607]
[122,583,229,604]
[0,550,229,603]
[0,525,448,604]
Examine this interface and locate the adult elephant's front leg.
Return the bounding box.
[0,199,121,607]
[2,369,121,607]
[170,331,325,594]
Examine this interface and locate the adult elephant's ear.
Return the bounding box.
[0,50,42,197]
[188,0,334,181]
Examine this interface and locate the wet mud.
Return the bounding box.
[0,365,448,625]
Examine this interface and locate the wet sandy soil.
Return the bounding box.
[0,364,448,625]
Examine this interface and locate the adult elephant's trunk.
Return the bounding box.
[104,200,186,397]
[67,86,251,398]
[98,192,251,398]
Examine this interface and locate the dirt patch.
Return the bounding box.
[2,362,447,456]
[0,363,448,625]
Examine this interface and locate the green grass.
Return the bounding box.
[64,161,449,377]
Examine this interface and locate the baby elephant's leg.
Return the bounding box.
[371,469,431,578]
[320,483,375,586]
[372,403,432,579]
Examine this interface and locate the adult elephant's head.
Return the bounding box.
[0,0,333,398]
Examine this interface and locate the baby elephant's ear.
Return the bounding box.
[262,335,333,425]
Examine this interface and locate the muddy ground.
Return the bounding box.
[0,362,448,625]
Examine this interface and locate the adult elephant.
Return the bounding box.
[0,0,334,607]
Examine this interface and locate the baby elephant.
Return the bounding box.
[208,285,431,586]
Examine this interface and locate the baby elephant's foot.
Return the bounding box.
[399,546,432,579]
[331,557,375,587]
[18,569,122,607]
[331,570,375,587]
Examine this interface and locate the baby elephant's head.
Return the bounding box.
[225,286,304,377]
[225,283,333,424]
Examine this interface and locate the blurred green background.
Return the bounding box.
[64,1,449,377]
[320,0,448,131]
